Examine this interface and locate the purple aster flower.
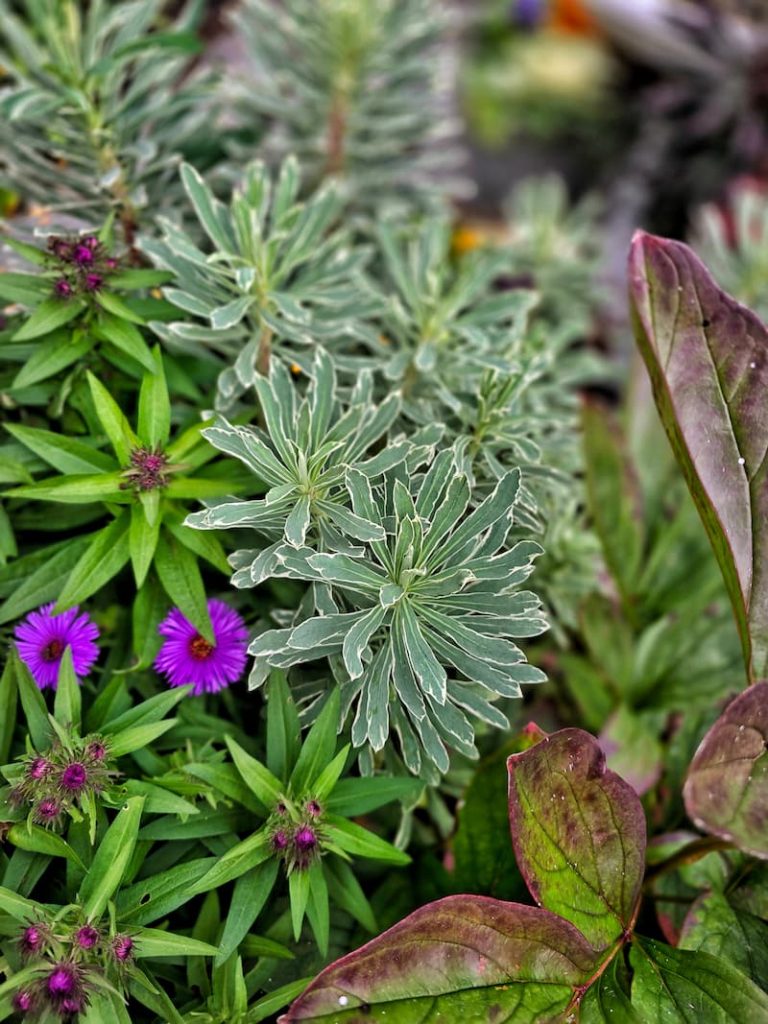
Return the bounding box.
[60,762,88,793]
[14,603,99,691]
[154,600,248,696]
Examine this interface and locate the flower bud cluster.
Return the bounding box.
[47,234,119,299]
[268,797,324,872]
[7,735,118,829]
[120,446,173,493]
[11,908,135,1021]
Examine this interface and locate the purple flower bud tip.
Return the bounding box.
[294,826,317,851]
[21,925,43,954]
[54,278,73,298]
[12,990,33,1012]
[60,996,84,1014]
[105,257,118,269]
[112,935,133,962]
[75,926,99,949]
[271,829,290,851]
[35,798,61,823]
[28,757,51,781]
[47,966,77,996]
[276,801,287,814]
[84,273,103,291]
[85,741,107,762]
[72,244,94,265]
[83,236,99,250]
[306,800,321,817]
[61,762,88,792]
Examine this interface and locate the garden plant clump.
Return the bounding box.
[0,1,768,1022]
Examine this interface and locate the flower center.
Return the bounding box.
[41,639,65,662]
[189,635,215,660]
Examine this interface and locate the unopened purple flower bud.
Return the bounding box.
[12,990,34,1012]
[85,741,107,762]
[105,257,118,270]
[20,925,44,956]
[294,826,317,851]
[60,762,88,792]
[75,925,99,950]
[27,757,52,781]
[60,995,85,1014]
[84,272,103,292]
[54,278,73,298]
[271,829,290,852]
[49,238,71,260]
[47,965,77,996]
[83,236,99,251]
[276,801,287,814]
[34,798,61,825]
[72,244,94,266]
[305,800,321,817]
[111,934,133,962]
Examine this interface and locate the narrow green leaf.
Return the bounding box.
[266,671,301,781]
[87,372,137,463]
[0,656,17,762]
[14,652,50,749]
[12,297,86,340]
[216,859,279,966]
[7,824,86,870]
[137,348,170,447]
[130,503,160,588]
[226,735,283,807]
[132,927,218,959]
[154,530,213,642]
[53,646,81,730]
[56,515,130,609]
[79,796,145,920]
[95,311,155,372]
[289,689,340,794]
[12,329,94,388]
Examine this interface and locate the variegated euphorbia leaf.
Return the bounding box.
[282,729,648,1022]
[629,231,768,682]
[248,455,547,774]
[684,683,768,858]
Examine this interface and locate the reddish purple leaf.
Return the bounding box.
[280,894,600,1023]
[684,682,768,858]
[629,231,768,682]
[508,728,646,951]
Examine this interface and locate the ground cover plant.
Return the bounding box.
[0,1,767,1022]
